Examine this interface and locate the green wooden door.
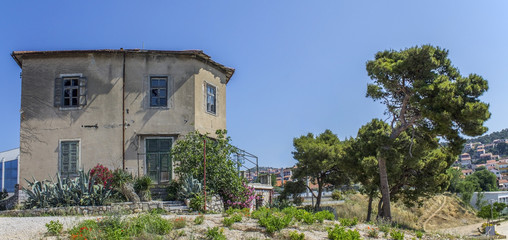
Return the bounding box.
[146,138,173,183]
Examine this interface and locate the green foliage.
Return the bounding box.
[45,220,63,235]
[194,214,205,225]
[165,180,181,201]
[111,169,133,188]
[367,227,379,238]
[331,190,342,200]
[446,168,463,193]
[415,230,424,239]
[222,217,235,227]
[289,230,305,240]
[205,227,227,240]
[467,129,508,144]
[0,189,8,200]
[178,175,202,199]
[470,169,498,191]
[173,130,243,205]
[173,217,187,229]
[133,176,152,193]
[390,229,405,240]
[189,193,205,212]
[292,129,351,210]
[23,171,112,209]
[68,212,173,239]
[252,207,274,219]
[339,217,358,227]
[258,214,292,234]
[302,211,316,224]
[279,181,307,206]
[477,203,506,219]
[327,225,361,240]
[365,45,491,218]
[315,210,335,222]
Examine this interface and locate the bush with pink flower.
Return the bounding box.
[89,164,113,188]
[224,182,261,209]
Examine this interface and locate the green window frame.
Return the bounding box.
[60,140,79,176]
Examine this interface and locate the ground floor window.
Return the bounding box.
[60,140,79,176]
[146,138,173,183]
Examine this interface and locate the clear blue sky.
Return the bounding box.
[1,1,507,168]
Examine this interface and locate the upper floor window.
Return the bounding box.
[54,75,87,108]
[60,140,79,176]
[206,84,216,114]
[150,77,167,107]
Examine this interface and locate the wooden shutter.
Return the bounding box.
[54,78,62,107]
[79,77,87,106]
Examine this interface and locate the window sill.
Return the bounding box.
[59,106,82,111]
[205,111,217,116]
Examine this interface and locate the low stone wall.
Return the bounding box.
[0,201,187,217]
[206,195,224,213]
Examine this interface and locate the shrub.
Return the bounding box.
[289,230,305,240]
[111,169,133,188]
[258,214,292,234]
[367,226,378,238]
[339,217,358,227]
[179,175,202,199]
[331,190,342,200]
[302,211,315,224]
[223,217,235,227]
[194,214,205,225]
[0,189,8,200]
[89,164,113,188]
[68,212,173,239]
[415,230,423,239]
[390,229,404,240]
[173,217,187,229]
[252,207,274,219]
[190,193,205,212]
[166,180,181,201]
[45,220,63,236]
[223,213,242,227]
[134,176,152,193]
[224,182,258,209]
[24,171,112,208]
[206,227,227,240]
[315,210,335,223]
[327,225,361,240]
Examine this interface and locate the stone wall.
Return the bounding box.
[205,195,224,213]
[0,201,188,217]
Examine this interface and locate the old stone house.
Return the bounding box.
[12,49,234,185]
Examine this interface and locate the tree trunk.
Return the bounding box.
[378,156,392,220]
[315,181,323,211]
[366,194,374,222]
[377,196,384,220]
[120,183,140,203]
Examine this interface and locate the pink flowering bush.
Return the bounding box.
[90,164,113,188]
[224,183,261,209]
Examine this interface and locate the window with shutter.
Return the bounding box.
[60,140,79,176]
[55,75,87,108]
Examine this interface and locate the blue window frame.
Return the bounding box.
[150,77,168,107]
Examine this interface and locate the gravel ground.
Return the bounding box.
[0,215,95,240]
[0,214,474,240]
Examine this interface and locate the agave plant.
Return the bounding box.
[178,175,202,199]
[23,170,112,209]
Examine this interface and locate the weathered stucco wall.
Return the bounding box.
[20,53,125,185]
[18,51,230,185]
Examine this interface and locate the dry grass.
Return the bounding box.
[333,193,481,231]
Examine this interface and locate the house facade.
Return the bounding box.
[12,49,234,185]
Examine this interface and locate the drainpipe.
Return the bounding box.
[1,157,4,191]
[122,50,126,170]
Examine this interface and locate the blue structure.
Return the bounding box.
[0,148,19,193]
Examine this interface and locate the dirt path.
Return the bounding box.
[423,195,447,231]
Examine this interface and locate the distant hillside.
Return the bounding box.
[466,128,508,144]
